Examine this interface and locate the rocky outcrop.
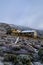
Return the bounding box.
[0,23,43,65]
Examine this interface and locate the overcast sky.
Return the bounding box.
[0,0,43,29]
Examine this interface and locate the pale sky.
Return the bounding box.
[0,0,43,29]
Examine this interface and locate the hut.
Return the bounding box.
[21,30,37,38]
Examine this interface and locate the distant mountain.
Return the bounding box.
[9,24,33,31]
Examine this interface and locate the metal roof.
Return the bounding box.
[22,30,35,33]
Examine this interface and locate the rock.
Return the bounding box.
[20,45,35,53]
[33,62,43,65]
[4,62,12,65]
[17,54,32,65]
[32,53,39,62]
[32,44,40,49]
[0,61,3,65]
[38,48,43,62]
